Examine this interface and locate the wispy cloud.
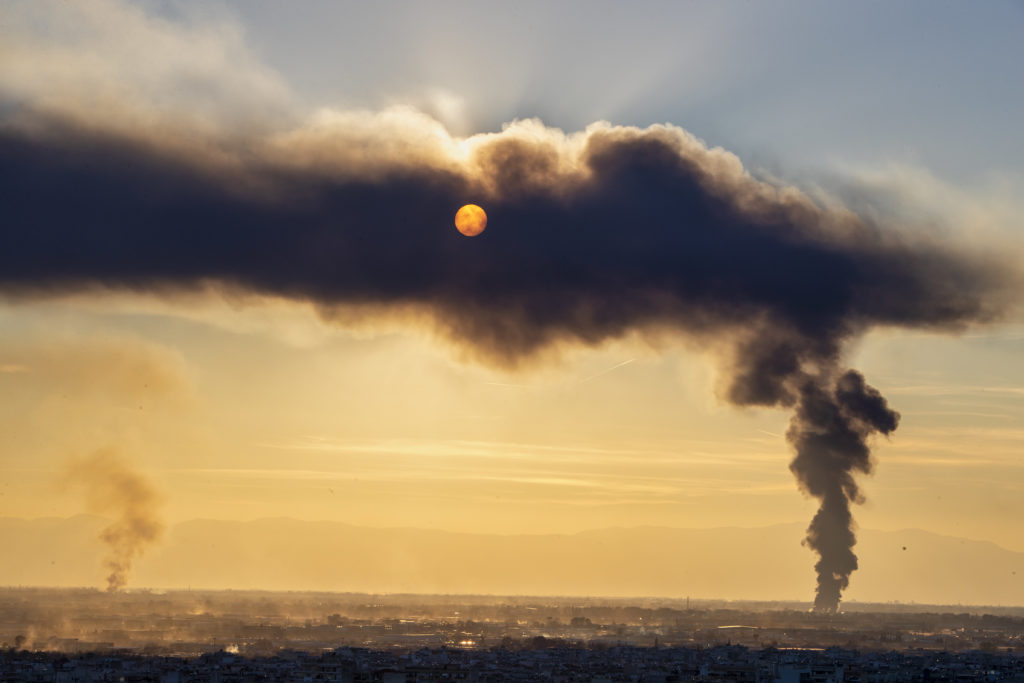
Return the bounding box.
[577,358,636,384]
[253,435,787,470]
[886,384,1024,398]
[0,364,30,373]
[170,460,797,502]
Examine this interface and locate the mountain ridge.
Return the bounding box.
[6,515,1009,548]
[1,516,1019,605]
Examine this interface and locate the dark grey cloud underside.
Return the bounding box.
[0,121,1011,609]
[0,128,1000,357]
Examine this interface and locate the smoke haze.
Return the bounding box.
[63,450,164,592]
[3,0,1020,609]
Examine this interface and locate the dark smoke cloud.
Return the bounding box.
[63,449,164,592]
[4,111,1016,608]
[788,371,899,611]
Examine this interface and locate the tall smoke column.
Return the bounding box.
[64,450,164,592]
[787,370,900,612]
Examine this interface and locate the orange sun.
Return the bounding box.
[454,204,487,237]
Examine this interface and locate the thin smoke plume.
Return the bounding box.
[4,1,1019,609]
[64,450,164,592]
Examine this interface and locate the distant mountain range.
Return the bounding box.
[1,516,1020,606]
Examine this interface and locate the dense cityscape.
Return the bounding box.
[4,643,1024,682]
[2,589,1022,681]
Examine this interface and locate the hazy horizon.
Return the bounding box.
[2,515,1021,607]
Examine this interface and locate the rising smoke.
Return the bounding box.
[64,450,164,592]
[788,371,900,611]
[2,1,1019,609]
[8,117,1010,609]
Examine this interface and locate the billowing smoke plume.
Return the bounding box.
[788,370,900,611]
[1,1,1018,606]
[64,450,164,592]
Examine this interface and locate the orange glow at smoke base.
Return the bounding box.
[454,204,487,236]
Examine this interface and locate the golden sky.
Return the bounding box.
[1,0,1022,604]
[2,293,1021,552]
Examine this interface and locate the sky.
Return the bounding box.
[0,0,1022,603]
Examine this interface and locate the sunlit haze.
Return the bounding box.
[1,0,1022,608]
